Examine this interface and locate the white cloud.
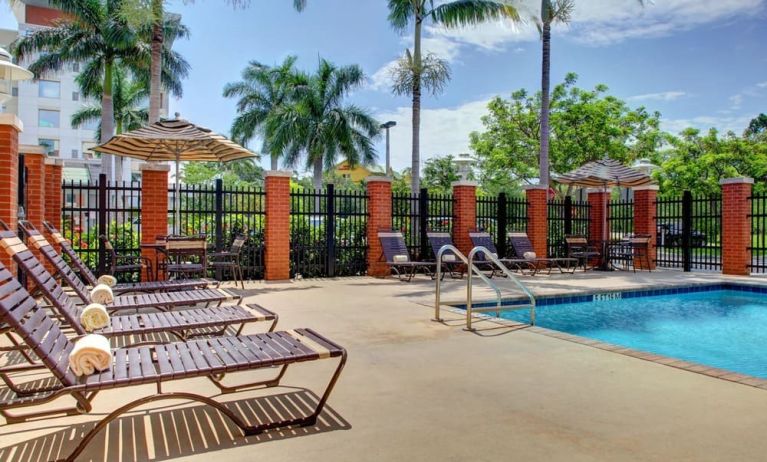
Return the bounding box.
[628,91,687,102]
[758,81,767,88]
[661,115,752,135]
[729,93,744,109]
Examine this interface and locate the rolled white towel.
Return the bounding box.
[441,254,456,262]
[523,251,537,260]
[392,254,409,263]
[69,334,111,376]
[80,303,109,332]
[90,284,114,305]
[97,275,117,287]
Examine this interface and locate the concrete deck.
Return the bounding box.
[2,270,767,461]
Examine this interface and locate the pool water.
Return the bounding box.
[499,290,767,378]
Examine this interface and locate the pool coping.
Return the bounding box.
[447,280,767,391]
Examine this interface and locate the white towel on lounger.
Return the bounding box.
[523,251,537,260]
[69,334,111,376]
[90,284,114,305]
[393,254,409,263]
[97,275,117,287]
[80,303,109,332]
[441,254,456,262]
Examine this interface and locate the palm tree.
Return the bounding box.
[269,59,380,189]
[223,56,299,170]
[387,0,520,192]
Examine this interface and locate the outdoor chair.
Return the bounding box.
[99,234,153,282]
[378,230,436,282]
[0,232,278,347]
[508,232,578,274]
[0,263,346,462]
[426,231,464,279]
[40,221,213,294]
[610,234,653,272]
[208,234,247,289]
[468,231,537,276]
[565,235,601,271]
[164,235,208,280]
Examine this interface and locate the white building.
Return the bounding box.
[0,0,170,182]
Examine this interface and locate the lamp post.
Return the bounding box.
[380,121,396,176]
[453,153,476,181]
[0,47,33,112]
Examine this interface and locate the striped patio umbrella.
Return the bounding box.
[95,118,257,233]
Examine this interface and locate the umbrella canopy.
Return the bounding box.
[553,157,653,188]
[95,118,257,234]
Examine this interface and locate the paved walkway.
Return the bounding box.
[2,271,767,461]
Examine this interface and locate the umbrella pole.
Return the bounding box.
[175,152,181,235]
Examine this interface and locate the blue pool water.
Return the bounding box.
[498,290,767,378]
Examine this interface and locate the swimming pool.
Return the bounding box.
[490,285,767,379]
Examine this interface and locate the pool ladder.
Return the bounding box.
[434,245,536,331]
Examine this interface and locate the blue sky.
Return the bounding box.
[3,0,766,172]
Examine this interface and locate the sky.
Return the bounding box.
[2,0,766,173]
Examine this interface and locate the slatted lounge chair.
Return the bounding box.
[378,230,436,282]
[40,220,213,294]
[0,264,346,462]
[507,232,578,274]
[0,233,278,343]
[565,235,601,271]
[2,226,241,314]
[426,232,463,279]
[468,231,537,276]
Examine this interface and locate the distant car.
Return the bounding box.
[656,223,706,247]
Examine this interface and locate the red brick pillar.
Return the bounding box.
[524,185,548,257]
[0,115,22,275]
[21,145,47,267]
[264,171,291,281]
[140,163,170,281]
[367,176,392,277]
[633,185,658,270]
[721,177,753,276]
[452,181,477,257]
[588,188,610,246]
[43,159,64,263]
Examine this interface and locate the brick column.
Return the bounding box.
[367,176,392,277]
[633,185,659,270]
[21,145,47,267]
[264,171,291,281]
[140,163,170,281]
[524,185,548,257]
[0,114,22,275]
[43,158,64,264]
[588,188,610,245]
[721,177,753,276]
[452,181,477,257]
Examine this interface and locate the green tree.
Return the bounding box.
[223,56,300,170]
[470,73,663,193]
[183,159,265,187]
[269,58,380,189]
[745,113,767,140]
[387,0,520,192]
[422,155,461,194]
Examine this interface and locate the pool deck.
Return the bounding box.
[3,270,767,461]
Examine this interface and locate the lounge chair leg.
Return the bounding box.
[208,364,290,394]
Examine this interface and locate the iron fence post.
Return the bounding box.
[17,155,26,285]
[419,188,429,260]
[326,184,336,277]
[564,195,573,236]
[682,190,692,272]
[97,173,107,276]
[214,178,224,251]
[497,192,507,257]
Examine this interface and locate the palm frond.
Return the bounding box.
[429,0,520,27]
[387,0,417,31]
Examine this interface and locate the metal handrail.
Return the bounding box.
[433,245,536,331]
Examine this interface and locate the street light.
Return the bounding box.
[380,121,396,176]
[0,47,33,111]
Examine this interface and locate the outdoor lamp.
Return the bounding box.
[380,121,397,175]
[0,47,33,111]
[454,153,476,181]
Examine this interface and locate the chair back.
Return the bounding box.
[0,263,77,387]
[43,221,99,286]
[468,231,498,261]
[507,232,535,257]
[98,235,118,273]
[426,232,456,261]
[630,234,652,246]
[229,234,247,255]
[378,230,411,262]
[166,235,208,266]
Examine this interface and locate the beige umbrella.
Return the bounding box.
[95,118,257,233]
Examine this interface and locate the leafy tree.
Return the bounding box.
[387,0,520,192]
[470,73,663,194]
[745,113,767,140]
[422,155,461,194]
[183,159,265,187]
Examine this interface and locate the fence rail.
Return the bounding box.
[476,193,527,257]
[547,197,591,257]
[750,194,767,273]
[655,192,722,271]
[392,189,453,261]
[608,199,634,238]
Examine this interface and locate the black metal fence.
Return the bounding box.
[392,189,453,261]
[608,199,634,238]
[290,185,368,278]
[547,197,591,257]
[749,193,767,273]
[61,174,141,279]
[655,191,722,271]
[476,193,527,257]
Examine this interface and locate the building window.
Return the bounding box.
[160,93,164,108]
[38,80,60,99]
[81,118,98,131]
[82,142,97,159]
[38,109,60,128]
[72,63,80,72]
[71,149,79,159]
[72,91,79,101]
[11,86,18,97]
[39,139,59,157]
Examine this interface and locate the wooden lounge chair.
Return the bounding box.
[40,221,213,294]
[565,235,601,271]
[426,232,463,279]
[468,231,537,276]
[0,264,346,462]
[3,226,241,314]
[0,232,278,343]
[377,230,436,282]
[508,232,578,274]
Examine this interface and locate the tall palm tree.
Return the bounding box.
[387,0,520,192]
[269,59,380,189]
[223,56,299,170]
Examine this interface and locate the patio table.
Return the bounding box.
[140,242,168,280]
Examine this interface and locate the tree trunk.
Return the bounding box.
[411,17,422,193]
[312,157,323,189]
[148,0,163,124]
[100,60,115,179]
[539,11,551,188]
[271,153,279,170]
